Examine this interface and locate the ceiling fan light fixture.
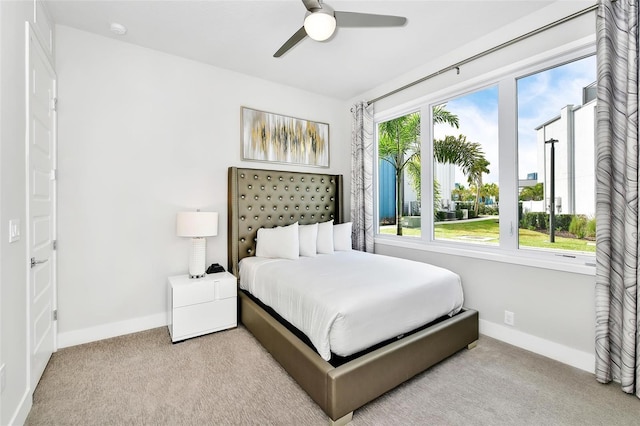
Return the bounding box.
[304,11,336,41]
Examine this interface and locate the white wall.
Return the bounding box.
[1,1,36,424]
[353,6,597,371]
[55,26,351,347]
[376,244,595,370]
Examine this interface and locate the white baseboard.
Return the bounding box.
[56,314,594,374]
[57,312,167,349]
[480,319,595,373]
[10,387,32,426]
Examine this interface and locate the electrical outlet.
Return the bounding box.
[0,363,6,394]
[504,310,515,326]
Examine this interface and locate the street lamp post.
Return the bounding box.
[545,138,558,243]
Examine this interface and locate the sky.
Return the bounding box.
[432,55,596,186]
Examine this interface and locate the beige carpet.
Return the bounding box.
[26,326,640,425]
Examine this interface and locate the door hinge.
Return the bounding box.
[53,310,57,321]
[50,169,57,180]
[51,97,58,112]
[52,240,57,250]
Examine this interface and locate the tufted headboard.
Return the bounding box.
[228,167,344,277]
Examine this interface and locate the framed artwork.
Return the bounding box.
[241,107,330,168]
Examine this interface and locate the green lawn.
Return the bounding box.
[380,217,596,253]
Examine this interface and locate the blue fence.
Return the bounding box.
[379,161,396,221]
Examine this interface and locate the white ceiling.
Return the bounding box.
[46,1,594,100]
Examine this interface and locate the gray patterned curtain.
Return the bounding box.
[595,0,640,396]
[351,102,375,252]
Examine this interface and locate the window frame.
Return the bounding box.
[373,38,597,276]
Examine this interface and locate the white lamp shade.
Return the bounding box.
[304,11,336,41]
[176,211,218,237]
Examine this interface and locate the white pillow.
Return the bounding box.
[316,220,334,254]
[333,222,353,251]
[256,222,299,260]
[299,223,318,257]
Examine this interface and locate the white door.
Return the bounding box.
[26,23,57,390]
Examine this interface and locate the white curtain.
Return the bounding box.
[594,0,640,396]
[350,102,375,252]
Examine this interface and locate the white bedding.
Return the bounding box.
[239,251,464,361]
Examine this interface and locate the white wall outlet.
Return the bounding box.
[9,219,20,243]
[0,363,6,394]
[504,310,515,326]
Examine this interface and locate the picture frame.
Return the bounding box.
[241,107,330,168]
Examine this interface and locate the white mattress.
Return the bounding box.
[239,251,464,361]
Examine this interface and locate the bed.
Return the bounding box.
[228,166,479,425]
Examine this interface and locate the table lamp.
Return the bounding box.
[176,211,218,278]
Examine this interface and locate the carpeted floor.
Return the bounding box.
[26,326,640,425]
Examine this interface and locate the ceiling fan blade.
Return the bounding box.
[335,11,407,27]
[301,0,322,12]
[274,26,308,58]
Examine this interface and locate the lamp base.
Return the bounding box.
[188,237,206,278]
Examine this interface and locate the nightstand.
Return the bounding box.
[167,271,237,342]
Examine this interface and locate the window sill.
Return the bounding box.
[374,235,596,276]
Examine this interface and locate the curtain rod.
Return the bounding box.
[366,4,598,106]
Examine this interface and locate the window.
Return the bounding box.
[517,56,597,254]
[432,86,499,246]
[375,47,596,266]
[377,111,422,238]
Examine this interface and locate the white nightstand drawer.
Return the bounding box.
[173,280,215,307]
[172,298,237,339]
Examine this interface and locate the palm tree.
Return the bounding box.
[406,155,421,202]
[432,105,459,128]
[432,134,490,214]
[452,184,474,202]
[482,183,500,201]
[433,135,486,177]
[379,113,420,235]
[467,158,490,213]
[519,182,544,201]
[479,182,500,212]
[378,108,459,235]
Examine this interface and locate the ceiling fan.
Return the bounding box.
[274,0,407,57]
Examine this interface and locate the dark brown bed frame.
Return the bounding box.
[228,166,478,425]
